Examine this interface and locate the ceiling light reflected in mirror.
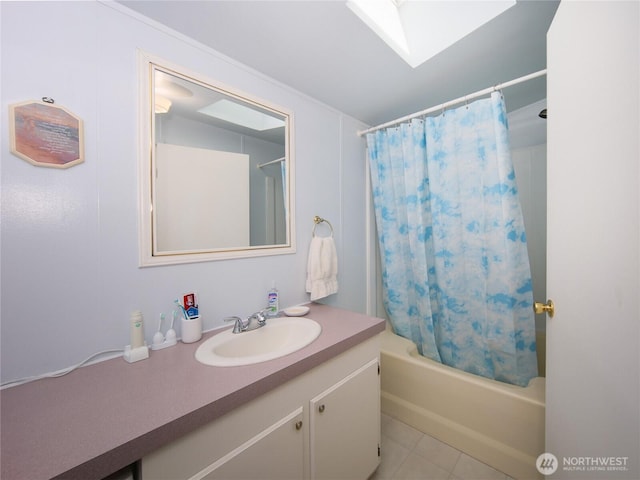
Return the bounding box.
[198,99,286,131]
[155,95,172,114]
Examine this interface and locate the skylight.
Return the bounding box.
[347,0,516,69]
[198,99,285,131]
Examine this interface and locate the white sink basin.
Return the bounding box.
[195,317,322,367]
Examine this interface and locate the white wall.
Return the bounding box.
[0,1,369,383]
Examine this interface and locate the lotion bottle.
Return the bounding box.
[130,310,145,349]
[267,281,279,317]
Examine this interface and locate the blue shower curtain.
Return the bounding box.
[367,92,537,386]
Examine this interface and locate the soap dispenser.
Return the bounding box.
[267,281,279,317]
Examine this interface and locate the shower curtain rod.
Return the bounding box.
[257,156,285,168]
[357,69,547,137]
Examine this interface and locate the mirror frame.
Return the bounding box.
[137,51,296,266]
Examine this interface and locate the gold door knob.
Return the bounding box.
[534,300,555,318]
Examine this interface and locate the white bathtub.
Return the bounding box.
[380,329,545,480]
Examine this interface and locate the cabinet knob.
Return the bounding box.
[319,404,326,413]
[295,420,303,430]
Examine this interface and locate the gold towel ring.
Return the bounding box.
[313,216,334,237]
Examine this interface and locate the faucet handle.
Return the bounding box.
[258,309,269,322]
[249,310,267,325]
[224,316,245,333]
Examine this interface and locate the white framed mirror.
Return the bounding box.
[138,52,295,266]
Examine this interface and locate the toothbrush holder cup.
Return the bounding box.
[181,316,202,343]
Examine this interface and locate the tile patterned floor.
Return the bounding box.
[370,414,514,480]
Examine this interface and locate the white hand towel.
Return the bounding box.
[306,236,338,301]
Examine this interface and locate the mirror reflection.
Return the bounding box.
[141,59,294,265]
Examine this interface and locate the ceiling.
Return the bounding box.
[119,0,559,127]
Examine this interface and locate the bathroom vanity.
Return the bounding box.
[143,335,380,479]
[0,304,384,480]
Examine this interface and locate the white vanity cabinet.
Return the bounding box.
[199,408,305,480]
[310,359,380,480]
[141,336,380,480]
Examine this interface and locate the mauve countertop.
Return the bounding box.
[0,304,384,480]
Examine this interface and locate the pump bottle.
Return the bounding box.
[267,282,279,317]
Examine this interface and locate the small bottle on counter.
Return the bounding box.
[267,281,279,317]
[130,310,145,349]
[124,310,149,363]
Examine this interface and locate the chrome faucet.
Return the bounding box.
[224,310,267,334]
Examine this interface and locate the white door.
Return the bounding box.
[155,143,250,251]
[545,2,639,478]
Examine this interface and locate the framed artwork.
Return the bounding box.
[9,100,84,169]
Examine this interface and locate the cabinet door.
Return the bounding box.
[310,359,380,480]
[193,408,304,480]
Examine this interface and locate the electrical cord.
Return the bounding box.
[1,349,125,389]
